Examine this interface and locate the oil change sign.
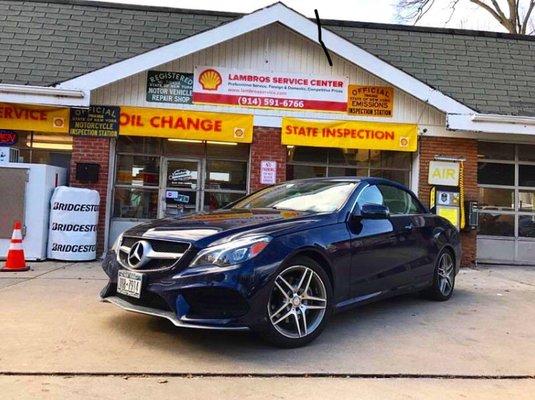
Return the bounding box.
[69,106,120,137]
[119,106,253,143]
[347,85,394,117]
[0,103,69,133]
[193,66,348,112]
[282,117,417,152]
[146,71,193,104]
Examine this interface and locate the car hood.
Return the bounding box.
[124,208,334,246]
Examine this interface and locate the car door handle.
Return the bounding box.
[403,223,413,231]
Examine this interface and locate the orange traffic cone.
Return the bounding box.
[1,221,30,272]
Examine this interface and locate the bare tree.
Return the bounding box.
[396,0,535,34]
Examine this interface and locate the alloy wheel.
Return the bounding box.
[437,252,454,296]
[267,265,327,339]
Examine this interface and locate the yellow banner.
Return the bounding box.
[0,103,69,133]
[281,117,417,152]
[119,106,253,143]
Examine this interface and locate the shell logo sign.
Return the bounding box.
[198,69,222,91]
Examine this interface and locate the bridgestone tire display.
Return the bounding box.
[47,186,100,261]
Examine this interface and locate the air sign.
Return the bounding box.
[428,161,460,187]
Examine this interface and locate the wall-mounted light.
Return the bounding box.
[167,138,238,146]
[167,138,203,144]
[28,142,73,150]
[206,141,237,146]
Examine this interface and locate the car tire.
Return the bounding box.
[258,256,333,348]
[422,248,456,301]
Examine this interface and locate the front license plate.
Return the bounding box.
[117,270,143,298]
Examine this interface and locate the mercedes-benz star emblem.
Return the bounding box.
[127,241,150,269]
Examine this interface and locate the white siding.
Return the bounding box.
[92,23,445,127]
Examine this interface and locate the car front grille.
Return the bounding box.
[117,236,191,272]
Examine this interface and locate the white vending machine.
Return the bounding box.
[0,163,67,260]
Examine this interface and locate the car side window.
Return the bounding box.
[378,185,422,215]
[357,185,384,207]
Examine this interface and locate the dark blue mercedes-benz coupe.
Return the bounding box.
[101,177,460,347]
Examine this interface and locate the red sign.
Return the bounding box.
[193,66,348,113]
[0,130,17,146]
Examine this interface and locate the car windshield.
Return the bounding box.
[231,180,358,213]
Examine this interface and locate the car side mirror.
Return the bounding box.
[357,203,390,220]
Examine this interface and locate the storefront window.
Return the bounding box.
[289,146,328,164]
[207,142,249,160]
[286,164,327,179]
[13,131,72,177]
[205,160,247,191]
[113,187,159,219]
[519,165,535,187]
[477,162,515,186]
[478,213,515,236]
[478,142,515,160]
[478,187,514,211]
[115,155,159,187]
[519,215,535,238]
[286,146,412,186]
[519,191,535,212]
[477,142,535,238]
[328,167,367,177]
[204,192,244,211]
[518,145,535,162]
[117,136,160,155]
[112,137,250,219]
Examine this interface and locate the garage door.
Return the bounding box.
[477,142,535,265]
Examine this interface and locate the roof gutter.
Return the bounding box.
[447,113,535,135]
[0,84,89,107]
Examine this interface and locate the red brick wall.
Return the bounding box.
[418,136,478,267]
[249,127,287,192]
[69,136,111,255]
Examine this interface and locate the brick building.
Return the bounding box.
[0,0,534,266]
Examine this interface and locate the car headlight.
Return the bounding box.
[111,232,124,253]
[189,235,272,268]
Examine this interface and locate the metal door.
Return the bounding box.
[159,158,203,218]
[0,167,27,238]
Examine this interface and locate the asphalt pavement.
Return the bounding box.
[0,261,533,399]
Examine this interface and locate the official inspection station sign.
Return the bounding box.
[193,66,348,112]
[69,106,120,137]
[347,85,394,117]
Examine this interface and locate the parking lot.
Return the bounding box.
[0,262,534,399]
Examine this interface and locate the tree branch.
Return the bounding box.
[470,0,515,32]
[521,0,535,33]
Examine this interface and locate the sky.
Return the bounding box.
[91,0,509,32]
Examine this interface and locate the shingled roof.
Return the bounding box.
[1,0,534,116]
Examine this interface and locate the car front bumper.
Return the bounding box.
[101,295,250,331]
[100,250,279,331]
